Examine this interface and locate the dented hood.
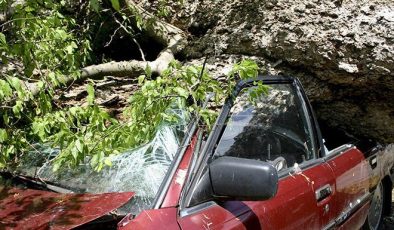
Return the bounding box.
[0,186,134,229]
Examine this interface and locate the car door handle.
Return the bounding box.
[315,184,332,202]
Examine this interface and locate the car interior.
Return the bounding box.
[212,84,316,172]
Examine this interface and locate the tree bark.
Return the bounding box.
[23,0,187,97]
[78,0,186,79]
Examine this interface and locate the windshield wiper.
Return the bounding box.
[0,171,74,193]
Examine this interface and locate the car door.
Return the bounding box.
[324,145,372,228]
[178,162,336,229]
[178,78,337,229]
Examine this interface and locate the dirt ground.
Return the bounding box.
[382,189,394,229]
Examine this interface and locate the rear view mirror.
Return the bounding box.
[209,156,278,200]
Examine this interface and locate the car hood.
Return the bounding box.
[0,185,134,229]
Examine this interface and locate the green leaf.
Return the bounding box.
[90,153,99,168]
[65,45,74,54]
[104,158,112,167]
[136,19,142,30]
[71,147,79,160]
[86,84,95,104]
[174,87,189,98]
[69,107,78,116]
[0,32,6,45]
[110,0,120,11]
[2,113,9,125]
[24,6,34,12]
[12,101,23,117]
[95,162,103,171]
[32,121,46,140]
[0,80,12,98]
[144,64,152,79]
[228,59,259,80]
[90,0,101,12]
[0,129,7,143]
[53,162,61,172]
[37,81,44,90]
[8,77,22,91]
[138,75,145,85]
[75,139,83,153]
[48,72,59,87]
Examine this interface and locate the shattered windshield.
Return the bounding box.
[9,107,191,215]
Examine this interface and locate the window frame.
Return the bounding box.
[212,82,317,164]
[180,75,326,210]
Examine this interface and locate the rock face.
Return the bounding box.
[165,0,394,143]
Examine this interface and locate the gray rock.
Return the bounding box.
[144,0,394,143]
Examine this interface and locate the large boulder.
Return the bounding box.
[162,0,394,142]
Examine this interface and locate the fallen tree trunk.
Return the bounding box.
[23,0,187,97]
[78,0,187,79]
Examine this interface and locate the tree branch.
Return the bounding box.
[11,0,187,99]
[57,0,186,82]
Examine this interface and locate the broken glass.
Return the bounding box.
[14,106,191,215]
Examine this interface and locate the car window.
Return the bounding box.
[213,83,316,171]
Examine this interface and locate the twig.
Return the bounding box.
[58,77,76,98]
[105,26,122,47]
[142,95,182,113]
[113,17,146,61]
[0,16,40,28]
[132,37,146,61]
[113,17,133,37]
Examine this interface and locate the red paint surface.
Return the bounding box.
[118,207,180,230]
[162,133,197,208]
[178,162,336,229]
[338,202,370,230]
[179,203,248,230]
[0,186,134,230]
[326,147,370,225]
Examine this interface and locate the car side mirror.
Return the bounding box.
[209,156,278,201]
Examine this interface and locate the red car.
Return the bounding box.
[1,76,393,230]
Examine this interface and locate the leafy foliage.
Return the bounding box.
[0,0,97,168]
[1,57,260,171]
[0,0,263,172]
[1,1,92,77]
[31,96,119,171]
